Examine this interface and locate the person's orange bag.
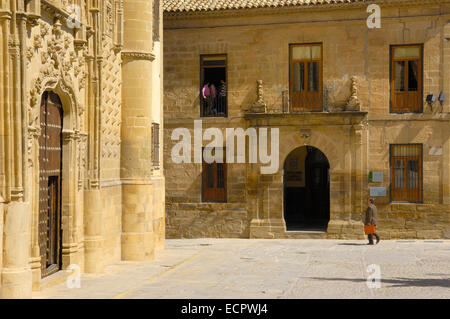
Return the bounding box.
[364,225,376,235]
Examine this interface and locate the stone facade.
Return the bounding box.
[0,0,164,298]
[163,0,450,240]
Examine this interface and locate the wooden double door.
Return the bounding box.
[39,91,63,278]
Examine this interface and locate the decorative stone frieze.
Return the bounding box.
[121,50,155,61]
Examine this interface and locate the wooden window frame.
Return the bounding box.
[289,43,323,112]
[201,147,227,203]
[200,54,228,118]
[390,44,423,113]
[389,144,423,203]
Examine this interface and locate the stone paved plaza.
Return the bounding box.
[33,239,450,299]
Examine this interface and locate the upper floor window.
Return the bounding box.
[200,55,227,117]
[390,144,422,203]
[289,43,322,112]
[390,45,423,113]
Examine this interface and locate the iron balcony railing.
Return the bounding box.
[201,96,227,117]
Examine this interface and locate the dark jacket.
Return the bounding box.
[364,204,378,226]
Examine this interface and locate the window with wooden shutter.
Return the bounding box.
[390,45,423,113]
[390,144,423,202]
[202,148,227,202]
[289,43,322,112]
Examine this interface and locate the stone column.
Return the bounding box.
[121,0,155,261]
[1,201,32,298]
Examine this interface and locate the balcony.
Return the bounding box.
[201,96,227,117]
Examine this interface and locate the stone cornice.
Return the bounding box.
[41,0,70,19]
[121,51,155,61]
[369,113,450,121]
[164,0,450,20]
[41,0,84,28]
[244,111,368,126]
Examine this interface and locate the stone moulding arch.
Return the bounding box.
[28,67,81,132]
[280,131,339,172]
[28,66,82,282]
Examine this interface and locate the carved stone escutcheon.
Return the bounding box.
[299,129,312,145]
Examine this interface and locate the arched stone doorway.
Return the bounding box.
[38,91,63,277]
[284,146,330,231]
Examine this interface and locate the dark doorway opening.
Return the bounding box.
[284,146,330,231]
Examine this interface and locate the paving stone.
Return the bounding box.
[33,239,450,299]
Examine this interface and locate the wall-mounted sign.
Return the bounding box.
[369,171,383,182]
[370,187,387,197]
[429,147,443,156]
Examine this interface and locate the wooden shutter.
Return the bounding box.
[289,44,322,112]
[202,148,227,202]
[391,45,422,113]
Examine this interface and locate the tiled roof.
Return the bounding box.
[164,0,371,13]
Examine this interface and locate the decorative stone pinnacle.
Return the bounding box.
[346,76,361,111]
[251,80,267,113]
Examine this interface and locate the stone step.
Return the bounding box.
[38,269,71,291]
[283,231,328,239]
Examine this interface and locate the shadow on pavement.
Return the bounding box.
[337,243,369,246]
[309,277,450,288]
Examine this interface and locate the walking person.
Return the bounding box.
[364,198,380,245]
[202,82,211,115]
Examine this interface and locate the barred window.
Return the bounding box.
[202,148,227,202]
[152,123,160,168]
[390,144,422,202]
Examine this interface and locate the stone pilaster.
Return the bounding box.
[1,202,32,298]
[443,23,450,114]
[121,0,155,261]
[0,198,3,288]
[83,188,104,273]
[443,136,450,205]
